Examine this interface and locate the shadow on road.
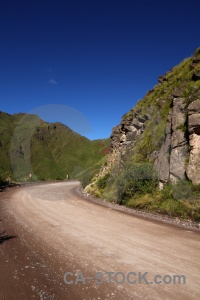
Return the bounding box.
[0,230,17,245]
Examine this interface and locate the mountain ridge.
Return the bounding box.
[0,111,109,182]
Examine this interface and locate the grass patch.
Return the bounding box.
[126,194,200,222]
[123,180,200,221]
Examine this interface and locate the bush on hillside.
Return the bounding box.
[106,162,158,204]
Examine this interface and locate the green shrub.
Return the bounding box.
[171,180,192,200]
[105,162,158,204]
[161,184,174,200]
[161,180,192,201]
[96,173,110,190]
[123,163,158,198]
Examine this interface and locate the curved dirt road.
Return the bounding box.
[0,181,200,299]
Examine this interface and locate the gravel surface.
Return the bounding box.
[76,186,200,232]
[0,181,200,300]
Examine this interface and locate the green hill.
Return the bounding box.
[0,111,109,183]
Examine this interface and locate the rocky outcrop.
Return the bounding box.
[95,48,200,187]
[109,110,152,161]
[191,50,200,80]
[95,109,151,179]
[171,87,186,98]
[110,110,150,153]
[158,75,168,84]
[155,98,200,186]
[100,97,200,186]
[187,134,200,184]
[154,97,189,185]
[154,112,171,188]
[186,100,200,184]
[169,98,188,183]
[192,69,200,81]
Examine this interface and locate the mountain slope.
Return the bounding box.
[0,112,109,182]
[85,48,200,221]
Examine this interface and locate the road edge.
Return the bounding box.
[75,185,200,233]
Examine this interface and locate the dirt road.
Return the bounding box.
[0,181,200,299]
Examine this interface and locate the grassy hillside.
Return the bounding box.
[0,111,109,182]
[85,48,200,222]
[122,48,200,163]
[75,155,108,188]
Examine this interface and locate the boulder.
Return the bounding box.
[124,125,138,132]
[126,131,138,141]
[171,87,185,98]
[188,100,200,134]
[131,122,143,130]
[187,99,200,114]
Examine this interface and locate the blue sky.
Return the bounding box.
[0,0,200,140]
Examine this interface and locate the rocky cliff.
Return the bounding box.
[93,48,200,188]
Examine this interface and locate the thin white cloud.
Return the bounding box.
[48,79,58,86]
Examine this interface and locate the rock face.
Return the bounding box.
[97,48,200,186]
[107,95,200,185]
[110,110,149,153]
[186,100,200,184]
[154,112,172,186]
[153,97,189,185]
[155,98,200,185]
[169,98,188,183]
